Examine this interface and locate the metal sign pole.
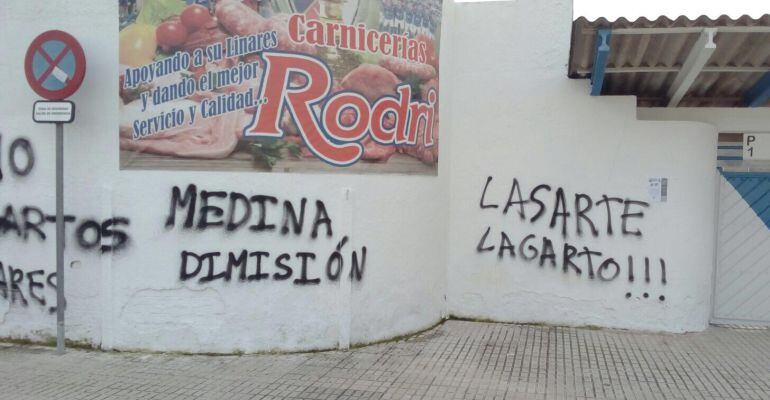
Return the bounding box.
[24,31,84,356]
[55,122,65,355]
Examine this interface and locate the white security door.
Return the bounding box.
[712,172,770,325]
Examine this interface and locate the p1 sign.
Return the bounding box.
[744,134,770,161]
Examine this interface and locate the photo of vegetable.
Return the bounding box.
[119,0,443,175]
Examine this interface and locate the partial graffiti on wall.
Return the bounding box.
[166,184,368,286]
[0,134,132,253]
[0,208,131,253]
[0,135,35,181]
[0,133,129,315]
[476,176,666,301]
[0,261,62,314]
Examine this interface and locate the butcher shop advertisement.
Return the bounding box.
[119,0,442,175]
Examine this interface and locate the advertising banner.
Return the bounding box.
[119,0,442,175]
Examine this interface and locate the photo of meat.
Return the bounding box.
[119,0,442,175]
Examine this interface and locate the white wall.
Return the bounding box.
[0,0,451,353]
[639,108,770,133]
[444,0,719,333]
[640,108,770,173]
[0,0,730,353]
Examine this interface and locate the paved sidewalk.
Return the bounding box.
[1,320,769,400]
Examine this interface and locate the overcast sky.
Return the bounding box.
[455,0,768,20]
[574,0,768,20]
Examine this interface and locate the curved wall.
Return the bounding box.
[0,0,451,353]
[0,0,728,352]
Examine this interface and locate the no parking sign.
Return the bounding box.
[24,30,86,101]
[23,29,86,355]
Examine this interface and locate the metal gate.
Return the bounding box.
[712,171,770,325]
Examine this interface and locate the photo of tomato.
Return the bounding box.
[181,4,213,32]
[156,20,189,49]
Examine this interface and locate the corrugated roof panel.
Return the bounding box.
[570,15,770,107]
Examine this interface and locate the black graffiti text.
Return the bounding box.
[480,176,649,238]
[477,176,667,300]
[179,243,366,286]
[0,260,63,314]
[476,227,667,285]
[0,134,35,181]
[165,184,333,239]
[0,204,131,253]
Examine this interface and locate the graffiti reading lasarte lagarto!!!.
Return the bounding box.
[477,177,667,301]
[165,184,368,285]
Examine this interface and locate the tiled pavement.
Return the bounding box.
[1,320,769,400]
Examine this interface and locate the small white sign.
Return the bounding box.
[33,101,74,123]
[743,133,770,161]
[648,178,668,202]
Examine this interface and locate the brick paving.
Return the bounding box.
[1,320,769,400]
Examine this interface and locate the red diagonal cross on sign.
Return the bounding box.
[25,30,86,100]
[36,45,72,84]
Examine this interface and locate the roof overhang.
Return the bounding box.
[570,15,770,107]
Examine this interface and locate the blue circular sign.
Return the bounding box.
[25,30,86,100]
